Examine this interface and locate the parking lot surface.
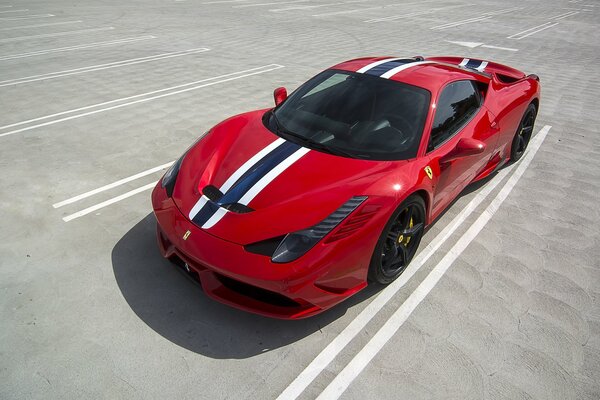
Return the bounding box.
[1,0,599,399]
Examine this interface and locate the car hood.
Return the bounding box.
[172,109,402,245]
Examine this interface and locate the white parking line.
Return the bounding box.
[431,15,492,29]
[0,64,284,138]
[481,44,519,51]
[446,40,519,52]
[0,8,28,14]
[431,6,522,30]
[315,125,551,400]
[0,36,156,61]
[0,48,210,87]
[312,0,438,17]
[234,0,310,8]
[270,0,367,12]
[507,21,559,39]
[0,5,13,8]
[0,14,54,20]
[203,0,250,3]
[62,183,157,222]
[0,26,114,43]
[53,162,174,208]
[365,4,469,23]
[552,11,579,20]
[0,20,83,31]
[277,157,520,400]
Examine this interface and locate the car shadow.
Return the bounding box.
[111,213,381,359]
[112,167,506,359]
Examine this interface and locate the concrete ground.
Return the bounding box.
[1,0,599,399]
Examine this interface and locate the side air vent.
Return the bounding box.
[245,235,286,256]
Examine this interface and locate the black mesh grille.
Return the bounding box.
[216,274,301,308]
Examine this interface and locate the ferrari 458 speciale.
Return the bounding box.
[152,55,540,319]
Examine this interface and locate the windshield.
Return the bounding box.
[265,69,431,160]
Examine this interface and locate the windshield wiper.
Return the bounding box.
[269,112,369,159]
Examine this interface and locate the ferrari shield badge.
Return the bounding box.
[183,230,191,240]
[424,166,433,180]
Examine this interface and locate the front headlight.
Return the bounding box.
[161,154,185,197]
[271,196,367,263]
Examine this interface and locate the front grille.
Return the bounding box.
[215,274,301,308]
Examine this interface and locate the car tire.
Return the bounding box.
[368,194,426,285]
[510,103,537,162]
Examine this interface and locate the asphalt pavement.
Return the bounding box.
[1,0,599,399]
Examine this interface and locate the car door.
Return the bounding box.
[426,80,499,217]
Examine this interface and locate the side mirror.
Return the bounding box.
[273,87,288,106]
[441,138,486,163]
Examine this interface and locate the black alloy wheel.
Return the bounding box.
[511,103,537,162]
[369,195,426,284]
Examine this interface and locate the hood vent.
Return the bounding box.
[202,185,254,214]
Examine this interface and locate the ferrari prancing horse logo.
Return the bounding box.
[424,166,433,180]
[183,230,191,240]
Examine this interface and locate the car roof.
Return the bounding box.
[330,56,491,93]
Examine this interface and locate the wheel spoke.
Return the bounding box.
[518,135,525,151]
[522,126,533,134]
[382,245,406,268]
[402,222,424,237]
[386,231,398,242]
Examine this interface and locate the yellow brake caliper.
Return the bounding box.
[398,211,413,247]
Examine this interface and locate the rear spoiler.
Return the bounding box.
[422,56,537,83]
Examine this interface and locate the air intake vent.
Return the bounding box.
[203,185,223,201]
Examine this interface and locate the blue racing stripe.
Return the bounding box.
[190,140,302,227]
[217,140,301,205]
[364,59,415,77]
[192,200,220,227]
[465,59,483,70]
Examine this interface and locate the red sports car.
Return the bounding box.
[152,56,540,319]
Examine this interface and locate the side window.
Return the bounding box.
[428,80,480,151]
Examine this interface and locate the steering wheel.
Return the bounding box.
[378,114,415,145]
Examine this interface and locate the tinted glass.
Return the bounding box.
[429,80,480,150]
[266,70,431,160]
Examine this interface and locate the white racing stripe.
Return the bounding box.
[0,64,284,138]
[200,146,311,229]
[476,61,488,72]
[316,125,552,400]
[202,208,229,229]
[188,196,210,220]
[239,147,310,206]
[188,138,286,220]
[220,138,286,193]
[0,48,210,87]
[275,159,515,400]
[356,58,403,73]
[380,61,434,79]
[53,162,174,208]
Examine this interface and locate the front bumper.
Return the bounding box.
[151,183,385,319]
